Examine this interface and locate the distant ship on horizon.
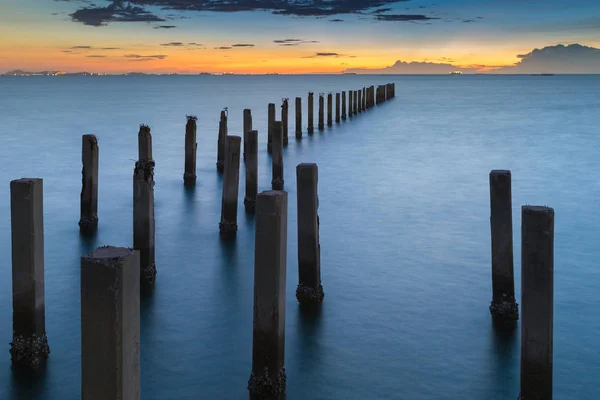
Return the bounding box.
[449,70,463,75]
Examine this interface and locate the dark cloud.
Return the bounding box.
[274,38,319,46]
[232,43,255,47]
[303,52,344,58]
[462,19,474,23]
[70,0,165,26]
[71,45,93,49]
[215,46,232,50]
[329,18,344,22]
[493,44,600,74]
[62,50,74,53]
[344,60,478,74]
[188,42,202,46]
[124,54,168,61]
[161,42,184,46]
[375,14,438,22]
[371,8,392,13]
[153,25,177,29]
[86,55,106,57]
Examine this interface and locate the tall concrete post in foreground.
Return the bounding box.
[184,116,197,186]
[81,246,140,400]
[10,178,50,370]
[79,134,99,233]
[244,130,258,213]
[348,90,353,117]
[295,97,302,139]
[296,164,324,305]
[489,170,518,322]
[327,93,333,126]
[217,110,228,172]
[220,135,241,239]
[342,92,347,120]
[307,92,314,134]
[243,109,253,162]
[335,93,340,123]
[134,126,156,285]
[281,99,289,145]
[138,124,152,161]
[248,191,288,399]
[268,103,275,153]
[519,206,554,400]
[318,94,324,131]
[271,121,284,191]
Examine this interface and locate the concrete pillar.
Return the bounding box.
[295,97,302,139]
[355,90,359,113]
[217,110,227,172]
[219,136,241,238]
[133,152,156,286]
[296,164,324,305]
[244,130,258,213]
[362,87,366,110]
[348,90,353,117]
[342,91,347,120]
[79,134,99,233]
[327,93,333,126]
[281,99,289,146]
[268,103,275,153]
[519,206,554,400]
[489,170,518,322]
[81,246,140,400]
[10,178,50,370]
[318,94,324,131]
[248,190,288,399]
[271,121,284,191]
[243,109,252,162]
[184,116,197,186]
[307,92,314,134]
[357,90,362,113]
[138,124,152,161]
[335,93,340,123]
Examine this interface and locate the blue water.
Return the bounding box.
[0,75,599,399]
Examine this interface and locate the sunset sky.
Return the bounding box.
[1,0,599,74]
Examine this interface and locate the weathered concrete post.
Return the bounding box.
[217,110,227,172]
[10,178,50,370]
[335,93,340,123]
[327,93,333,126]
[248,190,288,399]
[244,130,258,213]
[348,90,353,118]
[243,109,252,162]
[295,97,302,139]
[519,206,554,400]
[79,134,99,233]
[281,99,289,146]
[139,124,152,161]
[318,94,324,131]
[219,135,241,239]
[184,116,197,186]
[296,164,324,305]
[342,91,347,120]
[307,92,314,134]
[357,90,362,113]
[489,170,518,322]
[134,126,156,285]
[271,121,284,191]
[81,246,140,400]
[268,103,275,153]
[362,87,366,110]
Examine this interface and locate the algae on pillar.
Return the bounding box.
[243,109,252,162]
[318,94,324,131]
[81,246,140,400]
[219,136,241,239]
[184,116,197,186]
[341,92,347,120]
[327,93,333,126]
[296,163,324,305]
[248,191,288,400]
[295,97,302,139]
[244,130,258,213]
[281,99,289,145]
[489,170,518,323]
[10,178,50,370]
[307,92,314,134]
[271,121,284,191]
[79,134,99,233]
[217,109,228,172]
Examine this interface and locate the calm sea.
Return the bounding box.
[0,75,599,399]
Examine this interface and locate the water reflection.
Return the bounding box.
[77,232,98,256]
[9,362,48,400]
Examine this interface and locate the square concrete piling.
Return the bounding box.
[268,103,275,153]
[248,191,288,399]
[307,92,314,134]
[244,130,258,213]
[295,97,302,138]
[354,90,358,114]
[81,246,140,400]
[271,121,284,191]
[184,116,197,186]
[79,134,99,233]
[219,135,241,239]
[138,125,152,161]
[217,110,228,172]
[342,92,347,120]
[296,164,324,305]
[318,94,324,130]
[348,90,353,117]
[243,109,253,161]
[327,93,333,126]
[281,99,289,145]
[10,178,50,370]
[133,158,156,285]
[335,93,340,123]
[362,87,366,110]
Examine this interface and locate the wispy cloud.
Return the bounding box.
[124,54,168,61]
[232,43,255,47]
[161,42,184,46]
[86,55,107,58]
[303,52,350,58]
[274,39,319,46]
[71,45,93,49]
[215,46,232,50]
[153,25,177,29]
[329,19,344,22]
[375,14,438,22]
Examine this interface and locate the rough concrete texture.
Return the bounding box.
[79,134,99,233]
[184,116,197,185]
[138,125,152,161]
[295,97,302,138]
[307,92,314,134]
[249,191,287,400]
[318,95,324,130]
[520,206,554,400]
[133,160,156,285]
[10,178,50,370]
[281,99,289,145]
[268,103,275,153]
[81,246,140,400]
[271,122,284,190]
[217,110,227,172]
[243,109,253,161]
[219,136,241,239]
[244,130,258,213]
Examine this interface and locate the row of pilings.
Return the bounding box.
[8,80,553,400]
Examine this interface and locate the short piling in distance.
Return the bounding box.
[244,130,258,213]
[342,92,347,120]
[327,93,333,126]
[519,205,554,400]
[271,121,284,190]
[243,109,253,161]
[354,90,358,114]
[357,90,362,113]
[10,178,50,370]
[362,87,366,110]
[248,191,288,400]
[81,246,140,400]
[268,103,275,153]
[79,134,99,233]
[489,170,518,323]
[217,110,228,172]
[335,93,340,123]
[295,97,302,139]
[307,92,314,134]
[219,136,241,239]
[281,99,289,145]
[183,116,197,186]
[318,94,324,131]
[296,163,324,306]
[348,90,353,118]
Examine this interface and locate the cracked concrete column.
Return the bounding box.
[184,116,197,186]
[307,92,314,134]
[219,135,241,239]
[244,130,258,213]
[295,97,302,139]
[79,134,99,233]
[10,178,50,370]
[217,110,227,172]
[271,121,284,191]
[243,109,252,162]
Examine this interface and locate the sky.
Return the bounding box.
[0,0,599,74]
